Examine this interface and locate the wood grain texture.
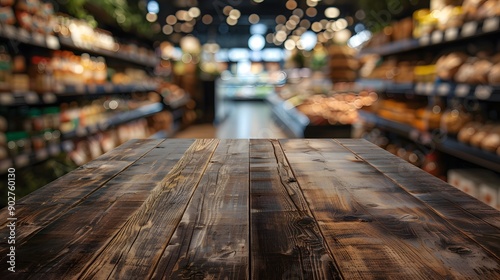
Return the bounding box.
[0,139,163,256]
[250,139,341,280]
[152,139,249,280]
[2,140,195,279]
[79,139,219,280]
[280,139,500,279]
[336,139,500,258]
[1,139,499,279]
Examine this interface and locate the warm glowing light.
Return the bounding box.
[249,14,260,24]
[202,14,213,25]
[227,17,238,26]
[162,25,173,35]
[284,39,296,50]
[229,9,241,20]
[306,7,317,17]
[146,13,157,22]
[188,7,201,18]
[223,6,233,16]
[325,7,340,18]
[286,0,297,10]
[293,9,304,18]
[311,22,322,32]
[276,15,286,24]
[166,15,177,25]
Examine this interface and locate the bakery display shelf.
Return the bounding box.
[61,102,163,140]
[0,24,60,50]
[355,79,414,93]
[359,110,500,173]
[0,141,73,175]
[58,37,158,68]
[359,16,500,57]
[268,94,352,138]
[0,84,158,107]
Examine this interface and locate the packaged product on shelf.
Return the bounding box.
[0,5,15,25]
[448,168,499,209]
[0,45,12,91]
[30,56,53,93]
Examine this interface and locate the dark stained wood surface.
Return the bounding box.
[1,139,499,279]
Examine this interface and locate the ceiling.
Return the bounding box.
[156,0,359,48]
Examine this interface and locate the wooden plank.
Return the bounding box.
[1,139,195,279]
[280,139,500,279]
[337,138,500,258]
[79,139,219,279]
[0,139,163,255]
[249,139,341,279]
[151,139,250,279]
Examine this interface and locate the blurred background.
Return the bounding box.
[1,0,500,209]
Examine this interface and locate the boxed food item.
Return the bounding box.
[448,169,500,208]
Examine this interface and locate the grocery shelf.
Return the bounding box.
[0,84,158,107]
[356,79,500,102]
[359,110,500,173]
[359,16,500,57]
[62,102,164,140]
[0,142,74,175]
[59,37,158,67]
[0,24,158,67]
[0,24,60,49]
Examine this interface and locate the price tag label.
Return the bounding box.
[75,84,85,94]
[104,83,114,92]
[425,83,434,95]
[49,145,60,156]
[483,17,499,33]
[445,27,459,41]
[415,83,425,94]
[461,21,478,37]
[455,84,470,97]
[35,149,48,161]
[15,154,29,168]
[4,25,16,38]
[431,31,443,44]
[437,83,450,96]
[18,28,30,42]
[33,33,45,46]
[46,35,60,50]
[475,85,492,100]
[0,93,14,105]
[419,35,430,46]
[42,93,57,104]
[87,84,97,94]
[25,91,39,104]
[0,159,12,171]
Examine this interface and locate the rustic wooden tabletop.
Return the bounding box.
[1,139,499,279]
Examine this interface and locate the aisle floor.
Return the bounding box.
[173,101,287,139]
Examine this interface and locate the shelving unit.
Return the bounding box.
[359,16,500,57]
[357,15,500,175]
[359,111,500,173]
[0,16,181,174]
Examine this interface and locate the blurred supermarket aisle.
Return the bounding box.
[173,100,286,139]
